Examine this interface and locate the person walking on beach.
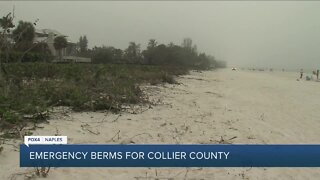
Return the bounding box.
[317,69,319,80]
[300,69,304,79]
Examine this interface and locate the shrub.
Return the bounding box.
[0,63,187,130]
[0,51,53,63]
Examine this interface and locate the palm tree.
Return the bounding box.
[54,36,68,60]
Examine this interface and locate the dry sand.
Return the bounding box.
[1,69,320,179]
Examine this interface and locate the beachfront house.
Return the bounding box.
[34,29,91,63]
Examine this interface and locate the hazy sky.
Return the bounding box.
[1,1,320,69]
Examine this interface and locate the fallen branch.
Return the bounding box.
[120,133,153,144]
[229,136,237,141]
[129,133,152,140]
[215,136,232,144]
[35,167,51,177]
[9,170,35,180]
[106,130,121,143]
[111,114,121,123]
[184,168,189,180]
[81,124,100,135]
[194,120,207,124]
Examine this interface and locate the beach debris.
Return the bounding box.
[183,76,209,82]
[120,139,135,145]
[174,124,191,136]
[238,171,250,180]
[106,130,121,143]
[218,136,227,144]
[0,125,31,140]
[222,120,234,126]
[197,139,212,144]
[194,120,207,124]
[213,136,236,144]
[24,174,35,180]
[35,167,51,178]
[153,117,162,121]
[157,133,165,142]
[160,123,167,127]
[120,133,153,144]
[80,123,100,135]
[23,110,49,121]
[55,127,61,136]
[229,136,237,141]
[111,114,121,123]
[9,170,36,180]
[122,104,152,115]
[205,91,223,97]
[184,168,190,180]
[9,167,50,180]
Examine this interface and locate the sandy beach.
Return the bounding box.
[1,69,320,179]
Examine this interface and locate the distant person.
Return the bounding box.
[300,69,304,79]
[317,69,319,80]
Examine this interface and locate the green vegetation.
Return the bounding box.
[0,13,50,65]
[88,38,224,70]
[79,35,88,53]
[12,20,35,51]
[0,51,53,63]
[54,36,68,60]
[0,63,188,131]
[0,12,226,135]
